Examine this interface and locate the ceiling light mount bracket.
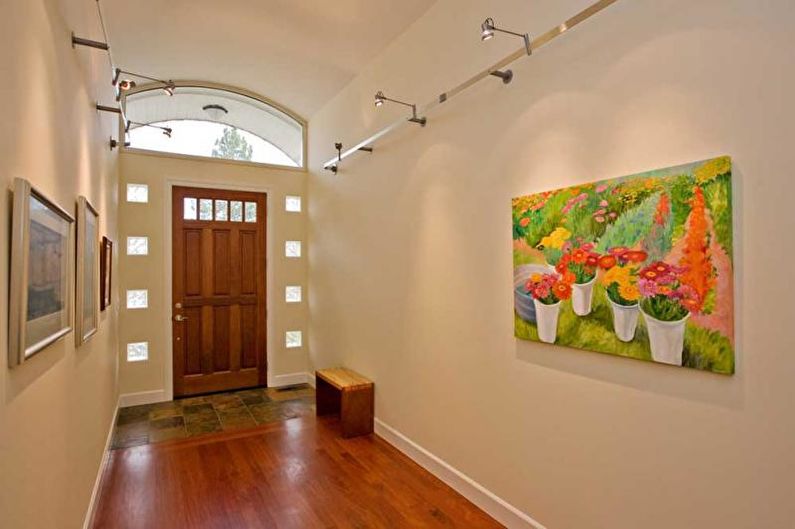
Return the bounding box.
[71,32,109,51]
[490,69,514,84]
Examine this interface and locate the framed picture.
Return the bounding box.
[8,178,75,367]
[75,196,100,346]
[100,236,112,311]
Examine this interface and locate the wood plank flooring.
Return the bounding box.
[91,415,503,528]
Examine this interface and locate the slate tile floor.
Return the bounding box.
[112,384,315,449]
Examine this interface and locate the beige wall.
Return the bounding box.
[0,1,120,528]
[308,1,795,528]
[118,151,309,397]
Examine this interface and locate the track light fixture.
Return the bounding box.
[480,17,531,55]
[125,120,173,138]
[373,91,426,126]
[113,68,177,96]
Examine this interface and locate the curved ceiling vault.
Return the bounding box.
[102,0,437,118]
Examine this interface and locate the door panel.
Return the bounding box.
[172,186,267,397]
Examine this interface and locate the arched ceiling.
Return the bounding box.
[101,0,437,118]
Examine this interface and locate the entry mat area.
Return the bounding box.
[112,384,315,449]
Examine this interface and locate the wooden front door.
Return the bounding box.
[172,186,267,397]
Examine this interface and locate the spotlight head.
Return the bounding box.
[374,91,386,108]
[162,127,172,138]
[481,18,495,41]
[162,81,176,96]
[118,79,137,91]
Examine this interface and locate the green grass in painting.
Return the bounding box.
[515,285,734,374]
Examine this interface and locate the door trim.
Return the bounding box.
[163,179,275,401]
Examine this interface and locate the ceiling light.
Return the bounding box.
[372,91,426,126]
[202,104,229,121]
[479,17,532,55]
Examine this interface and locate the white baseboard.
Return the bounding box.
[82,401,119,529]
[374,419,546,529]
[118,389,168,408]
[269,371,314,388]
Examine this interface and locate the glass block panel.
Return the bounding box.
[230,201,243,222]
[199,199,213,220]
[126,236,149,256]
[183,197,197,220]
[126,183,149,203]
[215,200,228,221]
[285,285,302,303]
[285,241,301,258]
[126,289,148,309]
[285,195,302,212]
[285,331,302,349]
[126,342,149,362]
[244,202,257,222]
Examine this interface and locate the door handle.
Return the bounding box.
[174,314,188,322]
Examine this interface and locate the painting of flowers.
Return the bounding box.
[512,156,734,374]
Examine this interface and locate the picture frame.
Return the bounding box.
[100,236,112,311]
[75,196,100,346]
[8,178,75,367]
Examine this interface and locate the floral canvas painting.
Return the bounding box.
[512,156,734,374]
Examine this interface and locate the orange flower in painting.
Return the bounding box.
[678,187,716,312]
[519,217,530,227]
[553,281,572,300]
[562,270,576,285]
[571,248,588,264]
[598,255,617,269]
[640,269,658,280]
[624,250,649,264]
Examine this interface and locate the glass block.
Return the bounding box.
[285,195,302,212]
[126,342,149,362]
[126,289,148,309]
[126,236,149,256]
[285,285,302,303]
[183,197,197,220]
[285,241,301,258]
[230,201,243,222]
[244,202,257,222]
[199,199,213,220]
[126,183,149,203]
[215,200,228,221]
[285,331,302,348]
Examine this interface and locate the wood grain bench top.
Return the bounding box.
[316,368,373,391]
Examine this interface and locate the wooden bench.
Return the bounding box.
[315,368,374,438]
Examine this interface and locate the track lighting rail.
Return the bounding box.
[323,0,618,172]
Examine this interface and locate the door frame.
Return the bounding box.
[162,179,274,401]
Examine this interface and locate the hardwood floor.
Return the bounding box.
[92,415,503,528]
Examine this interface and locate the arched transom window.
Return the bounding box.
[124,85,305,168]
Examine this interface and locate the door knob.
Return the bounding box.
[174,314,188,322]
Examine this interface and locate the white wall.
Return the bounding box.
[308,1,795,527]
[0,0,120,528]
[118,151,309,398]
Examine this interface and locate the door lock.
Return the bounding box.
[174,314,188,322]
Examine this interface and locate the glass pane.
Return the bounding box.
[285,331,302,348]
[126,289,148,309]
[82,209,97,337]
[285,241,301,258]
[25,195,70,353]
[126,184,149,203]
[199,199,213,220]
[183,198,197,220]
[285,286,302,303]
[244,202,257,222]
[215,200,228,221]
[230,201,243,222]
[285,195,301,212]
[126,237,148,256]
[126,342,148,362]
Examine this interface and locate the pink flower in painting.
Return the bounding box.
[594,209,606,216]
[638,278,658,297]
[599,200,609,207]
[596,184,608,193]
[609,212,617,219]
[594,216,605,223]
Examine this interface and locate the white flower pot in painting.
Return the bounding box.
[532,299,561,344]
[641,307,690,366]
[571,276,596,316]
[608,298,639,342]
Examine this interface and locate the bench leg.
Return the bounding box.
[316,376,340,416]
[340,386,374,438]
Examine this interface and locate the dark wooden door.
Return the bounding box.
[172,186,267,397]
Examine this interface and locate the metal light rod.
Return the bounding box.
[71,32,109,50]
[323,0,619,170]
